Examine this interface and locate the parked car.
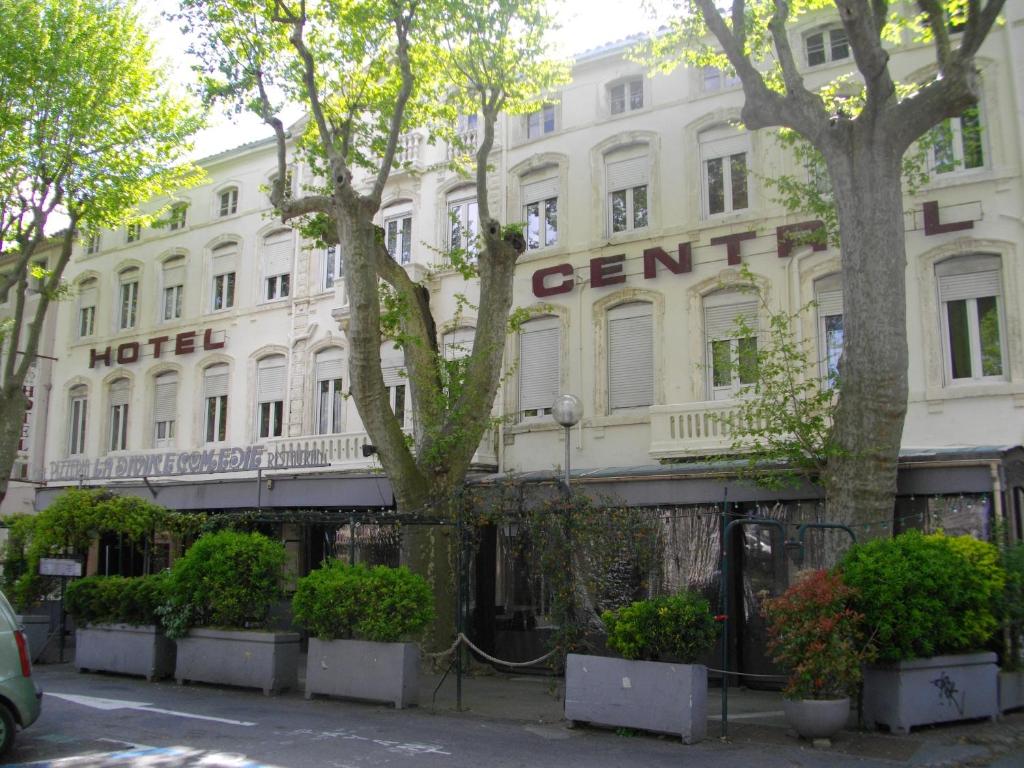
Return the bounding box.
[0,589,42,756]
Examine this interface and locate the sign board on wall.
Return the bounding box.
[39,558,83,577]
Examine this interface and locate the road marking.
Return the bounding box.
[283,728,451,756]
[45,692,257,726]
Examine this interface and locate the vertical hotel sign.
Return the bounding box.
[18,363,36,457]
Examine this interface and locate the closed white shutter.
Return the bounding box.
[519,318,560,413]
[704,299,758,340]
[816,289,843,317]
[381,344,406,387]
[153,374,178,422]
[203,364,229,398]
[442,327,475,359]
[608,303,653,410]
[316,348,345,381]
[700,125,748,162]
[163,258,185,287]
[79,281,98,308]
[212,242,238,275]
[263,231,292,277]
[607,156,647,192]
[257,356,286,402]
[109,379,130,407]
[938,270,1001,302]
[522,176,559,205]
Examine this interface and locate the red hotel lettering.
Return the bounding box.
[204,328,225,350]
[923,200,974,236]
[590,254,626,288]
[776,221,827,258]
[89,347,112,368]
[532,263,574,297]
[116,342,140,364]
[644,244,692,279]
[710,231,757,266]
[149,336,170,358]
[175,331,196,355]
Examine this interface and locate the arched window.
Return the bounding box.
[814,274,844,385]
[256,355,286,438]
[118,268,139,330]
[518,317,560,418]
[605,145,649,234]
[68,385,88,456]
[699,125,749,217]
[607,302,653,411]
[383,202,413,265]
[218,186,239,217]
[161,256,185,322]
[211,241,238,311]
[78,279,97,338]
[153,372,178,448]
[522,173,559,250]
[704,291,758,400]
[936,255,1005,383]
[262,230,292,302]
[315,348,345,434]
[108,378,130,452]
[381,344,407,426]
[204,364,229,443]
[446,188,478,254]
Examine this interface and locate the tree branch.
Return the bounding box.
[835,0,896,120]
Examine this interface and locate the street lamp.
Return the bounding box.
[551,393,583,492]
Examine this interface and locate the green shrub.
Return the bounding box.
[601,592,718,662]
[839,530,1005,663]
[292,561,434,643]
[163,530,286,637]
[65,573,169,626]
[1001,543,1024,670]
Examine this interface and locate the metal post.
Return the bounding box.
[58,577,66,663]
[456,510,464,712]
[563,425,571,489]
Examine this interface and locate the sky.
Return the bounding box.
[141,0,664,160]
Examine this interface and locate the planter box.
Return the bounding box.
[17,615,51,663]
[75,624,176,681]
[999,669,1024,713]
[863,652,998,734]
[305,638,419,709]
[564,653,707,743]
[175,628,299,695]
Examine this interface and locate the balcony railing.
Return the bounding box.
[649,400,764,460]
[446,127,479,162]
[394,132,423,170]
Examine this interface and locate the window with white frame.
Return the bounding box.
[937,255,1005,383]
[522,174,558,250]
[606,146,649,234]
[203,364,229,443]
[126,223,141,243]
[701,66,740,92]
[85,234,101,255]
[219,187,239,217]
[168,203,188,231]
[381,344,407,426]
[262,230,292,301]
[256,355,286,438]
[930,106,984,174]
[315,348,345,434]
[447,191,478,254]
[118,268,139,329]
[161,257,185,322]
[607,302,654,411]
[609,77,643,115]
[814,274,844,385]
[153,372,178,448]
[68,385,88,456]
[518,316,560,418]
[527,104,556,138]
[704,291,759,400]
[108,378,129,452]
[383,204,413,265]
[805,26,850,67]
[442,327,474,360]
[211,241,237,311]
[323,245,344,290]
[78,279,97,338]
[700,125,749,217]
[268,171,293,203]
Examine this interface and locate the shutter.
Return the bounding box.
[700,125,748,161]
[522,176,559,205]
[608,303,653,410]
[704,299,758,340]
[153,374,178,422]
[381,344,405,387]
[607,156,647,192]
[257,357,286,401]
[263,231,292,277]
[212,242,238,275]
[316,348,345,381]
[109,379,130,407]
[519,319,560,412]
[816,289,843,317]
[938,270,1001,302]
[203,365,229,398]
[442,327,475,359]
[79,281,97,307]
[163,258,185,287]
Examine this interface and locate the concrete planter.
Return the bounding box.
[999,669,1024,713]
[16,615,51,663]
[175,628,300,695]
[783,698,851,740]
[564,653,707,743]
[305,638,420,708]
[75,624,176,681]
[863,652,998,734]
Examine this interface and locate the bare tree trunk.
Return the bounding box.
[0,387,28,508]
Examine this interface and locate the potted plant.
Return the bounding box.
[65,573,175,681]
[292,561,434,708]
[840,530,1005,733]
[162,530,298,695]
[998,542,1024,712]
[564,591,718,744]
[762,569,871,740]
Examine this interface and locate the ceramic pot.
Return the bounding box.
[783,697,850,739]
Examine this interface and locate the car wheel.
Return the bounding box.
[0,703,15,756]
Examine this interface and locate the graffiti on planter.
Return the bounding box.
[931,671,965,715]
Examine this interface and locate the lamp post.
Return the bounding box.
[551,394,583,492]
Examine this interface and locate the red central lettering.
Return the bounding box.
[923,200,974,235]
[89,347,112,368]
[532,264,574,297]
[203,329,225,350]
[776,221,826,258]
[175,331,197,355]
[644,244,692,278]
[590,255,626,288]
[149,336,170,358]
[711,231,757,266]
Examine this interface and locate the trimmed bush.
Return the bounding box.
[601,592,718,663]
[1001,543,1024,670]
[65,573,169,626]
[292,561,434,643]
[839,530,1005,663]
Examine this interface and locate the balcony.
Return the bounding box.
[446,127,479,162]
[393,132,424,171]
[649,400,765,460]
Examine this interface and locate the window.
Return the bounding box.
[701,66,740,92]
[608,302,653,411]
[610,78,643,114]
[153,372,178,448]
[700,126,749,217]
[527,104,556,138]
[447,192,478,254]
[805,26,850,67]
[315,348,345,434]
[606,147,649,234]
[68,386,88,456]
[381,344,407,426]
[262,230,292,301]
[522,175,558,250]
[161,257,185,322]
[78,279,97,338]
[108,378,129,452]
[442,327,474,360]
[85,234,101,255]
[118,269,139,329]
[126,223,141,244]
[211,241,238,311]
[323,245,344,290]
[814,275,844,385]
[203,364,229,443]
[518,316,560,418]
[256,355,286,438]
[937,255,1005,383]
[268,171,293,203]
[704,291,759,400]
[383,205,413,265]
[930,106,984,174]
[219,187,239,217]
[168,203,188,231]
